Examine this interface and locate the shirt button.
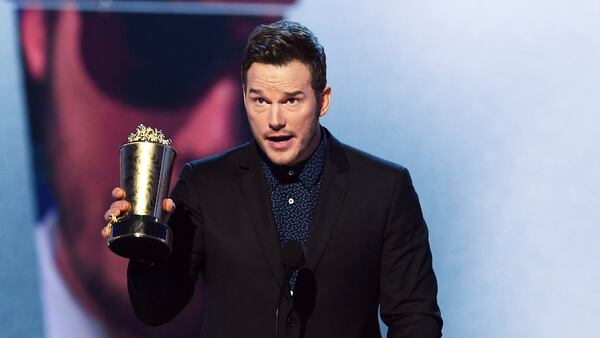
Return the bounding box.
[287,316,296,328]
[288,198,295,205]
[288,170,294,176]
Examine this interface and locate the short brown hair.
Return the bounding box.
[241,20,327,97]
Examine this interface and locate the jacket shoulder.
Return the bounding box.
[180,141,252,177]
[339,142,410,179]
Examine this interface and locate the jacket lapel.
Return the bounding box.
[235,130,351,284]
[305,131,351,272]
[236,142,284,286]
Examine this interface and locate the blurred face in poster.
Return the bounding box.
[19,3,290,337]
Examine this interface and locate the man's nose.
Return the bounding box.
[268,104,286,131]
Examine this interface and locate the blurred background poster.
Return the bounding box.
[7,1,291,337]
[1,0,600,337]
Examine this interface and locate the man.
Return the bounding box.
[104,20,442,337]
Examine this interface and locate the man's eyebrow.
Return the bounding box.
[248,88,263,95]
[247,89,305,97]
[284,91,305,97]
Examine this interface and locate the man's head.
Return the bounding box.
[241,20,331,166]
[241,20,327,100]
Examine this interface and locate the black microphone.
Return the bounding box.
[275,240,305,338]
[281,240,305,271]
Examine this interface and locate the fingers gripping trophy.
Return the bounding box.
[107,124,176,262]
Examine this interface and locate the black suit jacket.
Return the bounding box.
[128,129,442,338]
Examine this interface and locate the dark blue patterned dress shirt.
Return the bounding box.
[262,133,328,290]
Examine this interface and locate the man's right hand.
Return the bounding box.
[101,187,176,239]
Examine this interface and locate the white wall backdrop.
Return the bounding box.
[289,1,600,337]
[1,0,599,337]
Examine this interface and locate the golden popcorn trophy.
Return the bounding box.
[108,124,176,262]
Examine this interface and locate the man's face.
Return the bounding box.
[244,61,330,166]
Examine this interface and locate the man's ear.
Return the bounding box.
[20,8,48,82]
[318,85,332,118]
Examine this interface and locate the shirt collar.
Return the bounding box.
[261,128,329,189]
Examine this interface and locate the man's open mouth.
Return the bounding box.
[267,135,293,142]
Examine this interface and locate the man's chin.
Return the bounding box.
[264,151,296,167]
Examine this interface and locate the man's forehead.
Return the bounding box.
[247,61,312,79]
[246,62,312,91]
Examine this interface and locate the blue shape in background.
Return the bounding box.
[0,2,43,337]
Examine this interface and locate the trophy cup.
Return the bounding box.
[108,124,176,262]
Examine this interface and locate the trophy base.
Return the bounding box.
[108,215,173,262]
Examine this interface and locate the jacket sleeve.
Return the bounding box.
[379,168,443,338]
[127,163,205,326]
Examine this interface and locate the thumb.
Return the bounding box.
[163,198,176,214]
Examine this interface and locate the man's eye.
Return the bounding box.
[286,98,299,105]
[255,98,267,105]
